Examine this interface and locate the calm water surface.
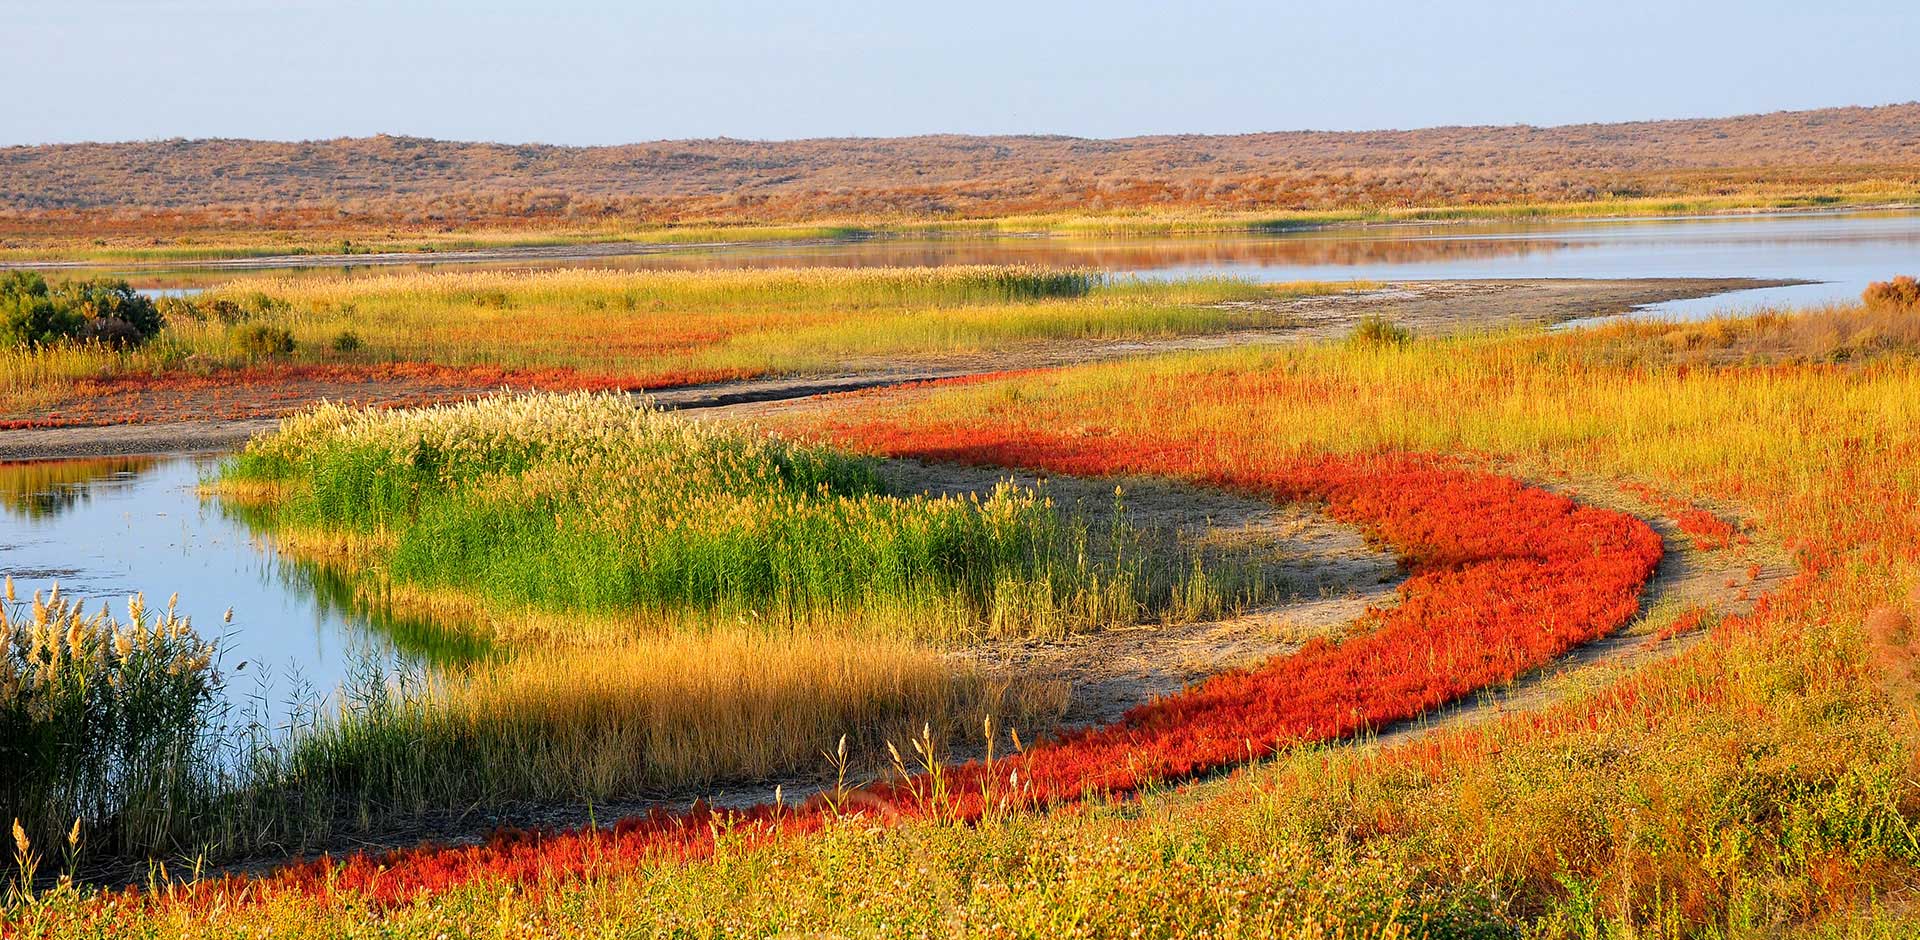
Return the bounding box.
[96,209,1920,319]
[0,456,479,718]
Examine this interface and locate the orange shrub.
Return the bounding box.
[1863,275,1920,309]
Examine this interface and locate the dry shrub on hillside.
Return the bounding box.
[3,104,1919,226]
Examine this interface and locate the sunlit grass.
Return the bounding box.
[177,266,1280,372]
[177,392,1278,842]
[0,589,222,868]
[273,633,1061,820]
[0,342,184,417]
[745,296,1920,935]
[17,294,1920,934]
[219,392,1260,642]
[0,266,1361,420]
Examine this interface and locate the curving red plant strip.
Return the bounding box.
[201,428,1662,907]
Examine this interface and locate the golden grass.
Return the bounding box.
[0,266,1362,419]
[176,266,1326,372]
[725,297,1920,935]
[0,342,181,416]
[23,288,1920,935]
[1574,301,1920,366]
[326,632,1063,800]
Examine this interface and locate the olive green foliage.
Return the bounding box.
[231,323,297,360]
[0,273,164,349]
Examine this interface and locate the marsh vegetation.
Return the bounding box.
[9,265,1920,937]
[4,391,1291,871]
[0,265,1353,421]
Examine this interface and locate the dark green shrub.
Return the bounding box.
[1350,314,1412,347]
[53,279,164,345]
[330,330,363,354]
[0,273,163,348]
[232,324,296,360]
[0,272,81,347]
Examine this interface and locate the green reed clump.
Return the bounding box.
[0,583,222,867]
[222,393,1242,640]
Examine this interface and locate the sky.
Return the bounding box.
[7,0,1918,146]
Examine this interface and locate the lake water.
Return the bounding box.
[8,210,1919,710]
[0,456,480,722]
[100,209,1920,320]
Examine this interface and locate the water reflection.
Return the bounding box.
[275,552,496,665]
[0,456,158,520]
[0,456,486,720]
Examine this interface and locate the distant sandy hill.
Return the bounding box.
[5,104,1918,224]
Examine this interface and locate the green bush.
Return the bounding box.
[0,273,165,349]
[232,324,297,360]
[0,273,81,347]
[54,279,166,346]
[1349,314,1412,347]
[330,330,363,354]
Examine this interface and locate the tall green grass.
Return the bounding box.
[0,587,222,870]
[186,392,1281,841]
[223,393,1251,641]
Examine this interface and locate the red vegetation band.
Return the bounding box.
[193,424,1662,906]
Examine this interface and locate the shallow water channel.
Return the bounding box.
[0,455,478,722]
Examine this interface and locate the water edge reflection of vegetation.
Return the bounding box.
[0,458,158,520]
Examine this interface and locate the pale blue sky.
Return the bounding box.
[7,0,1917,145]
